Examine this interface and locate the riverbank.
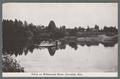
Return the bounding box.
[61,34,117,47]
[2,54,24,72]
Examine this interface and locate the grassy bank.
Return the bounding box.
[63,34,117,44]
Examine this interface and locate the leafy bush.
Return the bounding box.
[2,55,24,72]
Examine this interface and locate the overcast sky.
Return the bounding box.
[3,3,118,28]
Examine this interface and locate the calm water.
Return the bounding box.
[12,41,118,72]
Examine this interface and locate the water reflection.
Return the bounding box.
[48,46,57,56]
[3,38,117,56]
[68,42,78,50]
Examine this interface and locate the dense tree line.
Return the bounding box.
[3,19,118,41]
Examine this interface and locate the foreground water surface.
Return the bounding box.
[11,41,117,72]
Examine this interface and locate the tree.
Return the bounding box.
[24,21,28,27]
[78,26,85,32]
[86,26,90,32]
[47,20,57,33]
[95,25,99,30]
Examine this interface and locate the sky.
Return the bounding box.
[3,3,118,28]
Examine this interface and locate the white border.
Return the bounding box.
[3,72,118,77]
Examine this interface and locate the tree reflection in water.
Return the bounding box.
[48,46,56,56]
[68,42,78,50]
[3,38,117,57]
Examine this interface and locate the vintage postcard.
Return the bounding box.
[2,3,118,77]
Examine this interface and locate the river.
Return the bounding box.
[12,40,117,72]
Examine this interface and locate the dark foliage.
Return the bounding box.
[2,19,118,56]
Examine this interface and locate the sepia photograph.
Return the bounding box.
[2,3,118,77]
